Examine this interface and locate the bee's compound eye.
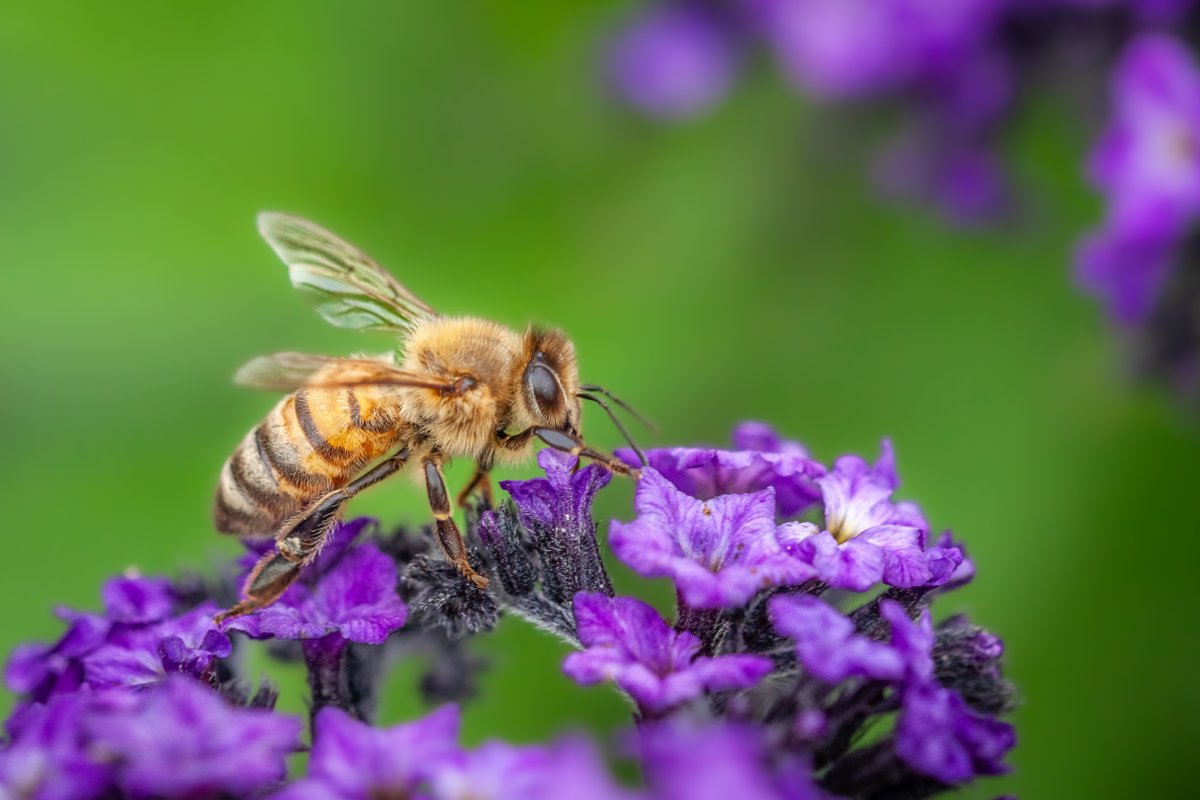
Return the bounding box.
[526,363,561,415]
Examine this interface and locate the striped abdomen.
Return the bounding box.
[214,386,409,536]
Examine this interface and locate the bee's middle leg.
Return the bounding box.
[454,459,495,509]
[424,454,489,588]
[216,449,410,623]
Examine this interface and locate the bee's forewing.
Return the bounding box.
[257,212,440,333]
[234,351,458,393]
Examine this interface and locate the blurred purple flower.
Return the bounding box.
[1079,34,1200,324]
[608,2,739,119]
[431,742,551,800]
[610,468,815,608]
[276,704,461,799]
[0,693,112,800]
[639,720,824,800]
[0,678,302,799]
[92,676,302,797]
[101,574,175,624]
[565,592,772,714]
[750,0,1004,99]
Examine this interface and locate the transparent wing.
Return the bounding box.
[234,352,459,393]
[257,212,440,333]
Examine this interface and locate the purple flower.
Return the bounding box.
[276,704,461,799]
[101,574,175,624]
[83,603,231,689]
[1,678,302,799]
[623,423,825,518]
[608,3,739,119]
[896,682,1015,784]
[498,449,614,603]
[0,693,112,800]
[502,449,612,535]
[778,441,961,590]
[769,594,906,683]
[5,611,107,702]
[431,742,551,800]
[6,575,228,703]
[1090,35,1200,243]
[610,469,814,608]
[639,720,823,800]
[92,676,302,797]
[227,520,407,644]
[527,739,646,800]
[751,0,1003,99]
[564,593,771,714]
[1079,34,1200,324]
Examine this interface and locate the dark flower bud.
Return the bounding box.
[400,554,499,640]
[933,615,1016,715]
[476,505,538,598]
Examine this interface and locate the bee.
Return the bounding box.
[213,213,643,622]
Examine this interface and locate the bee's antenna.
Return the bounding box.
[578,384,658,434]
[579,392,647,466]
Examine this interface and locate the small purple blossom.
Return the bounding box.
[777,441,961,590]
[769,594,906,683]
[228,520,407,644]
[83,603,231,689]
[502,449,612,535]
[610,468,815,608]
[621,423,824,518]
[497,449,614,604]
[896,682,1016,784]
[565,592,771,714]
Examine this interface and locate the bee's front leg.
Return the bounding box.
[519,427,641,478]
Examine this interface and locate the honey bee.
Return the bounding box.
[213,213,643,622]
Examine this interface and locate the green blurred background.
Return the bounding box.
[0,2,1195,797]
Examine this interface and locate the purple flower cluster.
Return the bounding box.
[607,2,1200,390]
[1,426,1014,799]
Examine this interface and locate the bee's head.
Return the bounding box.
[518,326,581,435]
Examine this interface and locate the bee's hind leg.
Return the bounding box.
[215,449,411,624]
